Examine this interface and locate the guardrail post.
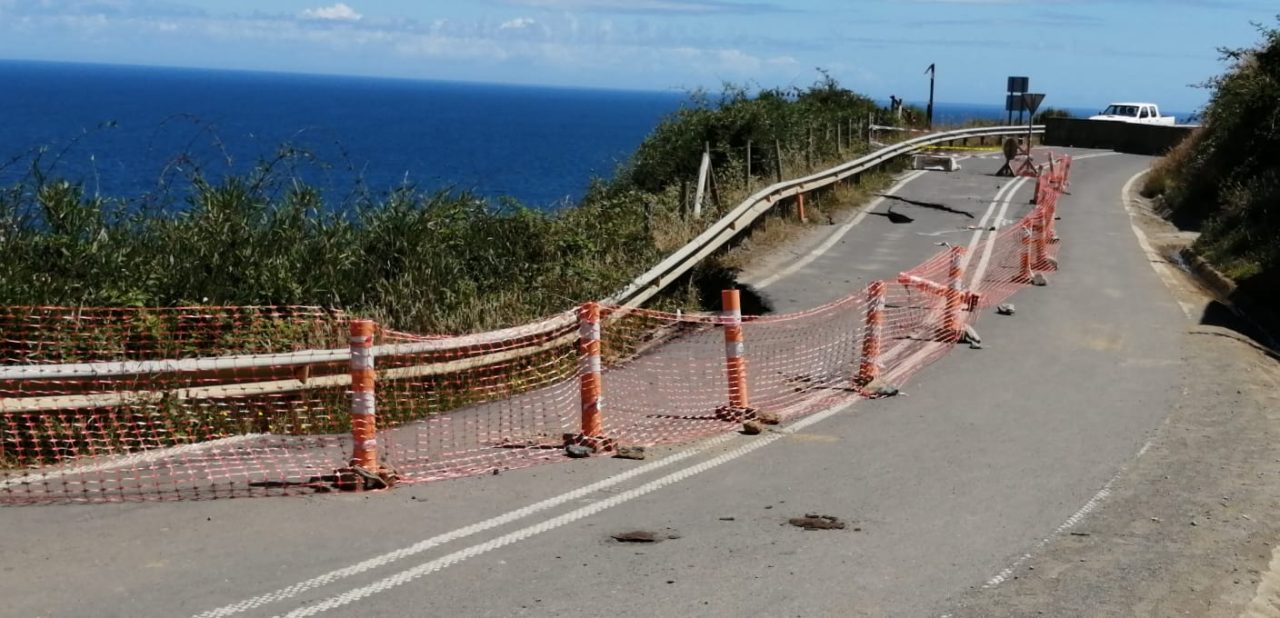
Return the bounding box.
[797,192,808,223]
[572,301,612,451]
[857,281,886,386]
[349,319,378,471]
[716,289,755,421]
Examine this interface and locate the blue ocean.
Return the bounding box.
[0,60,685,208]
[0,61,1138,209]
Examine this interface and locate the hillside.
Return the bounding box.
[1144,20,1279,308]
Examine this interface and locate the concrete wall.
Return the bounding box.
[1044,118,1194,155]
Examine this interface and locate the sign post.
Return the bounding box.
[925,63,936,130]
[1006,76,1029,124]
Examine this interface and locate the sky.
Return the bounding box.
[0,0,1275,113]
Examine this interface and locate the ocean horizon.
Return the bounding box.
[0,60,1177,209]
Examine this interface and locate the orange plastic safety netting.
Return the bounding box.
[0,306,353,503]
[0,155,1071,504]
[371,313,582,483]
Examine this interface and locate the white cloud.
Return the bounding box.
[301,3,362,21]
[501,0,789,14]
[499,17,537,30]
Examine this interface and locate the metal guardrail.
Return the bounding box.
[2,125,1041,388]
[609,124,1044,309]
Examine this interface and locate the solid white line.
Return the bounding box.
[1071,151,1121,161]
[1119,170,1195,320]
[879,178,1027,384]
[193,432,742,618]
[0,434,264,490]
[969,177,1029,289]
[264,399,861,618]
[959,177,1024,273]
[750,170,928,289]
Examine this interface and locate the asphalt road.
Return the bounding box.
[0,149,1193,617]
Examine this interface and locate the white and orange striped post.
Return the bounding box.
[577,301,606,445]
[1032,209,1049,268]
[1043,197,1058,248]
[944,245,965,337]
[857,281,886,386]
[349,319,377,471]
[720,289,752,418]
[1019,219,1035,282]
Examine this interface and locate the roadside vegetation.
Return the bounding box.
[1143,19,1279,300]
[0,74,897,338]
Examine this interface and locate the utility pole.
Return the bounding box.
[924,63,936,130]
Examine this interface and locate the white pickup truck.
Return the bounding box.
[1089,102,1176,125]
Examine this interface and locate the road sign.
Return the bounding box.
[1005,94,1028,112]
[1007,76,1029,94]
[1021,93,1045,115]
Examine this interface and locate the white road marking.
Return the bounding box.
[1119,170,1195,320]
[265,399,863,618]
[0,434,264,490]
[880,178,1028,383]
[749,170,928,289]
[193,432,743,618]
[969,178,1030,289]
[1071,151,1122,161]
[959,178,1024,273]
[983,435,1156,589]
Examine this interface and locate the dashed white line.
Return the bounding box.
[983,435,1156,589]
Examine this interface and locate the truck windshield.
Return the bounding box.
[1103,105,1139,117]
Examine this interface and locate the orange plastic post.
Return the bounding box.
[797,192,808,223]
[348,319,377,471]
[578,302,604,440]
[1033,210,1048,267]
[1019,219,1034,282]
[858,281,886,386]
[944,245,965,337]
[722,289,750,410]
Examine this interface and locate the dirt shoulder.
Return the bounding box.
[945,175,1280,617]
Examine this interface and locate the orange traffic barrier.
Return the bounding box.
[858,281,886,385]
[1019,219,1035,282]
[944,245,964,336]
[721,289,751,415]
[1033,211,1049,268]
[577,301,605,444]
[349,319,378,471]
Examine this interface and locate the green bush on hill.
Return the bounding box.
[1145,19,1280,294]
[0,74,888,335]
